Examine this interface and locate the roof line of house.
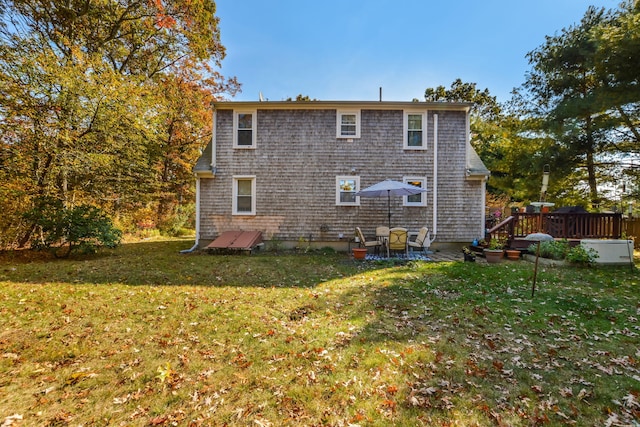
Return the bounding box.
[211,100,472,111]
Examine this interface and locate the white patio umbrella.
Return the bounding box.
[355,179,427,228]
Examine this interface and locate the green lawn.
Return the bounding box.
[1,239,638,426]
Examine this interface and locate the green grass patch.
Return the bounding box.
[0,239,638,426]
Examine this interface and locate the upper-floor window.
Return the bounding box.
[233,111,256,148]
[404,111,426,149]
[403,177,427,206]
[336,110,361,139]
[336,176,360,206]
[233,175,256,215]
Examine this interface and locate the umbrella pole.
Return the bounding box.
[387,190,391,228]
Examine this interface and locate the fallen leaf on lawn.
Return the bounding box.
[381,399,396,409]
[156,363,175,384]
[577,388,593,401]
[531,385,543,394]
[149,415,167,425]
[559,387,573,397]
[621,393,640,409]
[65,371,96,386]
[439,396,454,409]
[38,386,56,395]
[423,386,438,395]
[2,353,19,360]
[2,414,23,427]
[307,370,316,384]
[113,394,130,404]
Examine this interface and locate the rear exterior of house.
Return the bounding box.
[193,101,490,250]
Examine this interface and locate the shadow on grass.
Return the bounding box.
[0,239,405,288]
[337,257,639,346]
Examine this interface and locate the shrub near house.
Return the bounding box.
[527,239,598,266]
[23,197,121,257]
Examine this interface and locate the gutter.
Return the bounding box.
[210,100,473,112]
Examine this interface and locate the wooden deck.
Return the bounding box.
[487,212,623,249]
[624,218,640,248]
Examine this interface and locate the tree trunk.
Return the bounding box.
[17,224,37,249]
[18,153,55,248]
[586,149,599,208]
[584,116,599,209]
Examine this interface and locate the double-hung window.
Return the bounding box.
[336,110,361,139]
[403,177,427,206]
[336,176,360,206]
[233,176,256,215]
[404,111,426,149]
[233,110,256,148]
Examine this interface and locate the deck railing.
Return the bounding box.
[624,218,640,248]
[487,212,623,247]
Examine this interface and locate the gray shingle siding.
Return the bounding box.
[195,102,488,248]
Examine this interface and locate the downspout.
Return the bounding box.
[432,114,438,238]
[195,177,201,246]
[211,107,217,174]
[480,177,487,238]
[180,176,201,254]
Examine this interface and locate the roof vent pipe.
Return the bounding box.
[379,87,382,102]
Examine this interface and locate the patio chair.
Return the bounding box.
[376,226,390,247]
[387,227,408,258]
[408,227,434,254]
[355,227,382,254]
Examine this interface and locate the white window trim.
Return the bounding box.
[403,176,427,207]
[403,110,427,150]
[233,175,256,215]
[233,110,257,149]
[336,110,361,139]
[336,176,360,206]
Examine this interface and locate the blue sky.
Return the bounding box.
[215,0,617,104]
